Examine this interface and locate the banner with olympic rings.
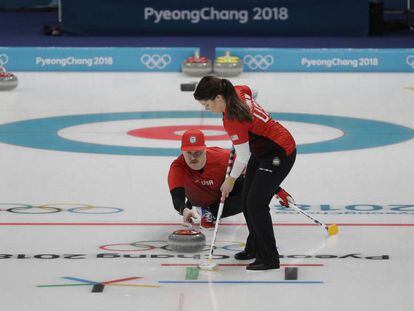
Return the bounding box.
[0,47,197,71]
[3,46,414,72]
[216,48,414,72]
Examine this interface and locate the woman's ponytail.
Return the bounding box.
[194,76,252,122]
[221,79,252,122]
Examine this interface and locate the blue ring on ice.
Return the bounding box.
[0,111,413,156]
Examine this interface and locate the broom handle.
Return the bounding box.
[288,202,329,230]
[206,147,235,260]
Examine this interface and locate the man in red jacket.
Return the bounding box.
[168,129,293,230]
[168,129,242,229]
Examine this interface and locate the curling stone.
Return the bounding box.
[168,229,206,253]
[0,67,18,91]
[213,51,243,77]
[180,81,197,92]
[182,50,212,76]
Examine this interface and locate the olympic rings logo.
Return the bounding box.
[0,54,9,66]
[140,54,172,69]
[99,240,246,252]
[406,55,414,69]
[0,203,123,214]
[243,54,274,70]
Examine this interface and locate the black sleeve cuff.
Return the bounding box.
[170,187,187,215]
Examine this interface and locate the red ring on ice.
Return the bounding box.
[127,125,228,140]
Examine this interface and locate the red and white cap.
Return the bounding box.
[181,129,206,151]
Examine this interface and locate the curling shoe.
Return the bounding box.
[234,250,255,260]
[200,208,215,230]
[246,260,280,271]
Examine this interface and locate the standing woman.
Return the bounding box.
[194,76,296,271]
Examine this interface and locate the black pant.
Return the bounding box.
[209,176,244,219]
[242,150,296,264]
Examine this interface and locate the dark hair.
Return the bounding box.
[193,76,252,122]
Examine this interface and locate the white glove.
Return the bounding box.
[182,207,198,227]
